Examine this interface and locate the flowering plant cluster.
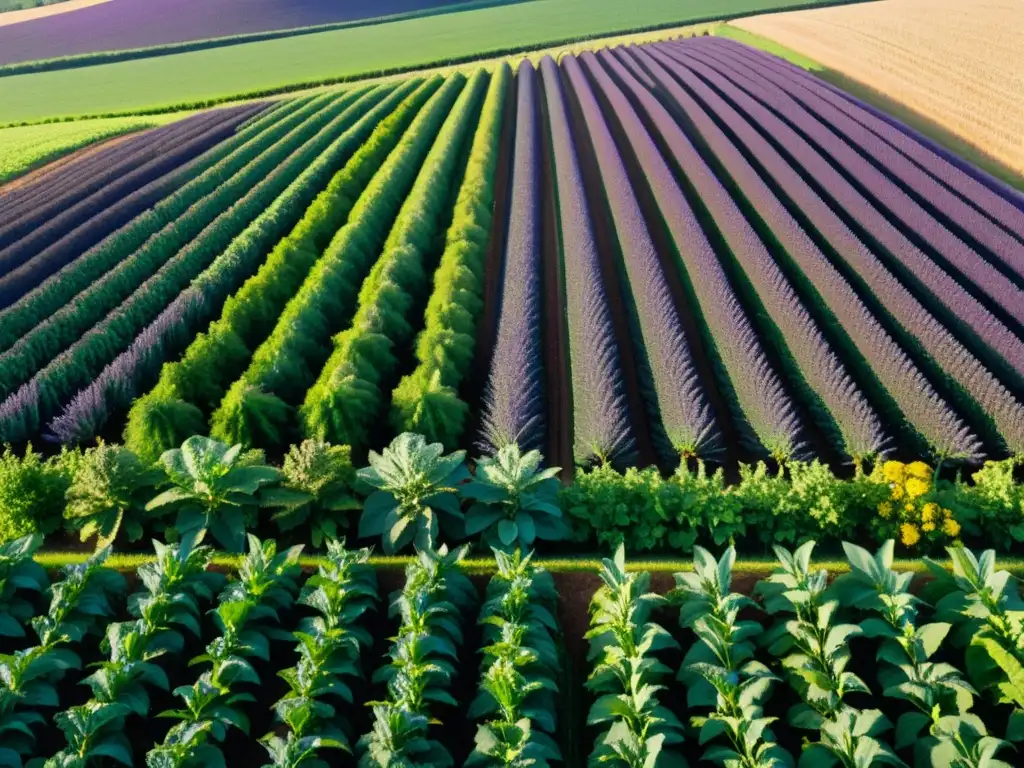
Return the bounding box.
[872,460,961,548]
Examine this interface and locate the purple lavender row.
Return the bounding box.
[573,59,801,461]
[559,54,717,459]
[646,44,1024,457]
[657,44,1024,387]
[48,292,205,444]
[605,48,883,462]
[683,40,1024,325]
[627,45,978,459]
[705,37,1024,245]
[480,60,546,454]
[538,56,633,466]
[0,109,238,250]
[0,106,260,282]
[694,37,1024,275]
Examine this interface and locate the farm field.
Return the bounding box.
[0,532,1021,767]
[0,112,187,184]
[3,39,1024,471]
[732,0,1024,183]
[0,0,861,123]
[0,0,503,65]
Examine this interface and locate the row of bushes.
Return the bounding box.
[300,70,492,451]
[0,90,383,446]
[2,427,1022,556]
[209,75,467,450]
[119,78,427,462]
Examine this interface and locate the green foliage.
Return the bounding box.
[64,442,161,549]
[674,546,791,767]
[943,460,1024,550]
[261,540,378,766]
[149,535,303,767]
[390,62,510,450]
[462,444,565,550]
[758,542,869,726]
[44,701,134,768]
[147,436,280,552]
[299,71,487,452]
[565,461,741,553]
[798,708,903,768]
[356,433,468,554]
[209,75,451,452]
[466,549,562,766]
[0,534,46,638]
[586,544,683,766]
[357,546,475,766]
[0,444,72,542]
[3,547,125,765]
[123,83,421,461]
[263,440,358,547]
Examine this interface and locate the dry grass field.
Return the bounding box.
[733,0,1024,179]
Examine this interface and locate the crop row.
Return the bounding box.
[3,531,1023,766]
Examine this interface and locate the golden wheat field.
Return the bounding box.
[733,0,1024,178]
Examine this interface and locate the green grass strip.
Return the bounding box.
[34,550,1024,575]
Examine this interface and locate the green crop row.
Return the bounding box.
[389,62,510,450]
[299,69,490,452]
[206,74,467,450]
[120,78,428,462]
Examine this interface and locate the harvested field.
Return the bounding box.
[0,0,110,26]
[0,0,496,65]
[732,0,1024,179]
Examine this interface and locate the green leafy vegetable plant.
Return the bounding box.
[585,544,684,767]
[466,549,562,766]
[0,534,46,638]
[462,444,565,550]
[261,539,378,766]
[673,546,791,767]
[0,445,73,542]
[356,433,468,554]
[147,435,281,552]
[148,535,303,768]
[262,440,359,548]
[357,545,474,766]
[64,442,162,550]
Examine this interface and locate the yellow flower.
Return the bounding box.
[904,503,915,513]
[943,518,961,537]
[943,508,953,519]
[922,522,936,532]
[922,503,940,523]
[900,523,921,547]
[905,477,930,499]
[906,461,932,480]
[891,484,905,501]
[883,461,906,484]
[878,502,893,519]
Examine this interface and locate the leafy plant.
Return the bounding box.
[0,445,72,542]
[357,546,474,766]
[44,701,134,768]
[798,708,903,768]
[466,549,562,766]
[148,536,303,767]
[673,546,791,767]
[462,444,565,550]
[262,440,359,548]
[261,539,378,766]
[356,433,468,554]
[0,534,46,638]
[147,436,281,552]
[758,542,869,727]
[64,442,162,549]
[586,544,684,767]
